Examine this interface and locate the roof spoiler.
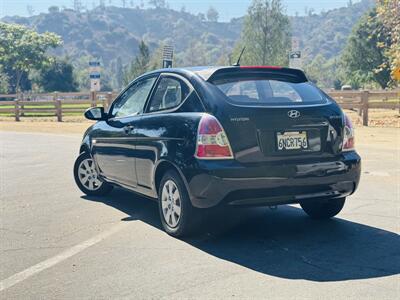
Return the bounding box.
[207,66,308,83]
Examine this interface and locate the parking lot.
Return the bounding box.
[0,126,399,299]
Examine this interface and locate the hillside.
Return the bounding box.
[2,6,241,68]
[291,0,375,62]
[1,0,375,89]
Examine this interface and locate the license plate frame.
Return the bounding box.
[276,131,308,151]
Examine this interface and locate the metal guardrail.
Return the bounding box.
[0,90,399,125]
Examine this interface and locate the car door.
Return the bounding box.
[92,75,158,188]
[132,74,192,192]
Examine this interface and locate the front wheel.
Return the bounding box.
[300,197,346,219]
[158,170,199,237]
[73,152,113,196]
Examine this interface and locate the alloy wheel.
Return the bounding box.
[161,180,182,228]
[77,158,102,191]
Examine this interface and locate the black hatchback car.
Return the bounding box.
[74,66,361,237]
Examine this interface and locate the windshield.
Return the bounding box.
[212,76,328,106]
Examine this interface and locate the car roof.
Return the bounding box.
[145,66,308,83]
[143,66,220,80]
[181,66,224,80]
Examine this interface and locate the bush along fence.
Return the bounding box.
[0,90,399,126]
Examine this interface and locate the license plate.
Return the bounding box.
[277,131,308,150]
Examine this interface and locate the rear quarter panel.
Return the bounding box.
[132,112,203,194]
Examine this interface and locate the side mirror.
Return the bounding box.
[84,107,107,121]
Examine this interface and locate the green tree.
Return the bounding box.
[333,79,342,90]
[340,9,391,89]
[73,0,84,12]
[233,0,291,66]
[35,58,78,92]
[182,39,208,66]
[148,0,166,9]
[0,22,62,92]
[149,43,165,70]
[48,6,60,13]
[206,7,219,22]
[304,54,328,85]
[113,56,124,90]
[197,12,206,22]
[216,41,232,66]
[0,67,9,93]
[376,0,399,81]
[303,55,341,88]
[123,40,150,85]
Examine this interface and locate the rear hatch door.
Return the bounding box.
[207,67,344,163]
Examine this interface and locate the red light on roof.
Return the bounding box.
[240,66,282,69]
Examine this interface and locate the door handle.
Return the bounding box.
[123,125,134,134]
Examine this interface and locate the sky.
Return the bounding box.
[0,0,360,21]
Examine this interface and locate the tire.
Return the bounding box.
[300,197,346,219]
[158,170,199,237]
[73,152,113,196]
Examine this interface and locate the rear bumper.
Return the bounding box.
[184,152,361,208]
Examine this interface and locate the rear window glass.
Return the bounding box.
[212,77,328,106]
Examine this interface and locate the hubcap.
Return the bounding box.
[78,158,102,191]
[161,180,181,228]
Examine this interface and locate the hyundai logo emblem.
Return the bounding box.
[288,110,300,118]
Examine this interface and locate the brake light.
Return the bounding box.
[195,114,234,159]
[240,66,282,70]
[342,114,355,151]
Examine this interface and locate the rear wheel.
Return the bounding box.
[300,197,345,219]
[73,152,113,196]
[158,170,198,237]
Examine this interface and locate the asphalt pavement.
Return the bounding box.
[0,130,399,299]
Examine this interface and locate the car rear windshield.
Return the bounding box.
[212,75,328,106]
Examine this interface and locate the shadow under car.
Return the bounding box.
[82,188,400,282]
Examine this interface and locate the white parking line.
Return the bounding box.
[0,222,129,292]
[365,171,390,177]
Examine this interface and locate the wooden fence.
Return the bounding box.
[328,90,400,126]
[0,90,399,126]
[0,92,117,122]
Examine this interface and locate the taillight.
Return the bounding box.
[342,113,355,151]
[195,114,234,159]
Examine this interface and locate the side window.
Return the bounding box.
[112,77,156,118]
[148,77,190,112]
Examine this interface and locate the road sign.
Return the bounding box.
[289,51,302,69]
[90,79,101,92]
[163,45,174,68]
[89,61,100,74]
[289,51,301,59]
[89,73,101,79]
[89,61,101,92]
